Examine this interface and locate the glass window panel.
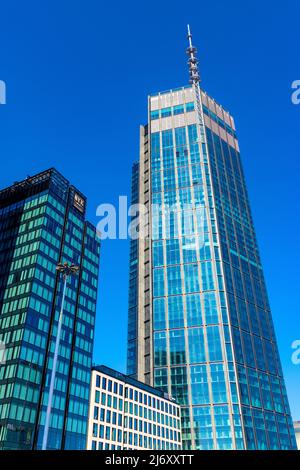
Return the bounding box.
[188,328,206,363]
[186,293,202,327]
[168,296,184,329]
[169,329,186,365]
[203,291,218,324]
[153,298,166,330]
[154,331,167,366]
[207,326,223,362]
[190,365,210,405]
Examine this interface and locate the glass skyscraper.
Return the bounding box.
[0,168,100,449]
[127,31,297,450]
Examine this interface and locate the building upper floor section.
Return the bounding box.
[0,167,87,217]
[93,365,179,406]
[148,85,239,151]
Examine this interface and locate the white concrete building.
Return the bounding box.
[87,365,182,450]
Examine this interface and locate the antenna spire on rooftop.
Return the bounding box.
[186,25,200,84]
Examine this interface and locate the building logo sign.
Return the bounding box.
[74,193,85,213]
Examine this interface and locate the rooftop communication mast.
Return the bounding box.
[186,25,206,144]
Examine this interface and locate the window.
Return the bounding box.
[166,238,180,266]
[168,296,184,328]
[207,326,223,362]
[185,102,195,112]
[153,268,165,297]
[161,107,172,118]
[184,263,199,293]
[153,298,166,331]
[93,406,99,420]
[173,104,184,115]
[203,292,218,324]
[151,110,160,120]
[153,240,164,267]
[190,365,209,405]
[96,375,100,388]
[211,364,227,403]
[107,394,112,407]
[188,328,206,363]
[154,331,167,366]
[167,265,182,295]
[186,293,202,326]
[92,423,98,437]
[175,127,187,148]
[169,329,186,365]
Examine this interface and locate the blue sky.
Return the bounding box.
[0,0,299,419]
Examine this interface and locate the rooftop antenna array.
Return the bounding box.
[186,25,206,145]
[186,24,201,85]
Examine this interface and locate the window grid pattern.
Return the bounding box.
[87,369,182,450]
[0,169,100,450]
[206,125,297,450]
[147,87,296,450]
[150,89,242,450]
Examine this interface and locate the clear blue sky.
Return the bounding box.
[0,1,299,419]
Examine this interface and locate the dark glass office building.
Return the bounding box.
[0,168,100,449]
[127,35,297,449]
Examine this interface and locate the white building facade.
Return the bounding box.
[87,366,182,450]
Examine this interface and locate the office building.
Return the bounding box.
[87,365,181,450]
[0,168,100,449]
[126,29,297,450]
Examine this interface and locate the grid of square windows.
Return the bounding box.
[87,369,182,450]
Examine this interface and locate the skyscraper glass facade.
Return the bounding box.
[127,85,297,450]
[0,168,100,449]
